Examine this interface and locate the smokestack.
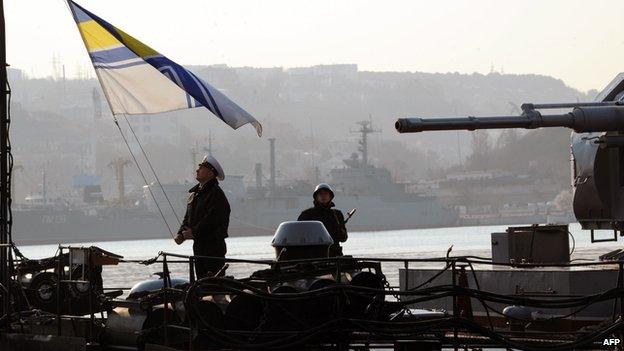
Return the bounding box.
[255,163,262,189]
[269,138,276,194]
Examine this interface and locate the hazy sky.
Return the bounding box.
[6,0,624,91]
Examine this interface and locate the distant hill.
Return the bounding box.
[464,127,571,187]
[7,65,593,200]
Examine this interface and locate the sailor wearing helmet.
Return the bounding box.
[298,183,348,257]
[175,155,230,278]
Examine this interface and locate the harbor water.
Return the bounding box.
[16,223,623,291]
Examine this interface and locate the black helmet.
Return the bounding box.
[313,183,334,200]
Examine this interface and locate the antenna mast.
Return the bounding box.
[350,117,380,167]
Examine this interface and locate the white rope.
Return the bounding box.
[123,116,182,226]
[113,118,175,238]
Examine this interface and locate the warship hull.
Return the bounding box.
[11,208,168,245]
[11,194,458,245]
[234,194,458,235]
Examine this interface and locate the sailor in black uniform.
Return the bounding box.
[175,155,230,278]
[298,183,348,257]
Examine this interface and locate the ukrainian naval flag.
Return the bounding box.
[67,0,262,136]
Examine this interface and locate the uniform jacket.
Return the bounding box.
[298,201,347,256]
[179,178,230,243]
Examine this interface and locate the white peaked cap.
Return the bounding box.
[201,155,225,181]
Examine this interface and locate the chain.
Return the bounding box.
[381,274,400,301]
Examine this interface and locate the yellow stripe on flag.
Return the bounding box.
[114,27,159,58]
[78,20,121,51]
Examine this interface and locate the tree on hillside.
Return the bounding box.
[467,130,491,170]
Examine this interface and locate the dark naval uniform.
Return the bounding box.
[180,178,230,278]
[298,201,348,257]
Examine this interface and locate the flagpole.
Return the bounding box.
[0,0,10,326]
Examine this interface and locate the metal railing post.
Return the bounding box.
[162,253,169,346]
[403,260,409,295]
[451,259,458,351]
[56,246,62,336]
[189,256,195,284]
[88,248,94,344]
[618,261,624,319]
[189,255,195,350]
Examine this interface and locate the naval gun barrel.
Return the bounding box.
[395,106,624,134]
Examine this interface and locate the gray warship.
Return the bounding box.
[11,121,458,245]
[147,120,459,237]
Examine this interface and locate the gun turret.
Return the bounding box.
[395,73,624,239]
[395,103,624,134]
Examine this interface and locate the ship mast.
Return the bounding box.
[351,117,380,167]
[0,0,10,325]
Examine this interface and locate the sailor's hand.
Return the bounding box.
[182,228,194,239]
[174,234,185,245]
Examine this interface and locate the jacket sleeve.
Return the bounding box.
[333,210,348,243]
[178,203,190,234]
[192,192,230,236]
